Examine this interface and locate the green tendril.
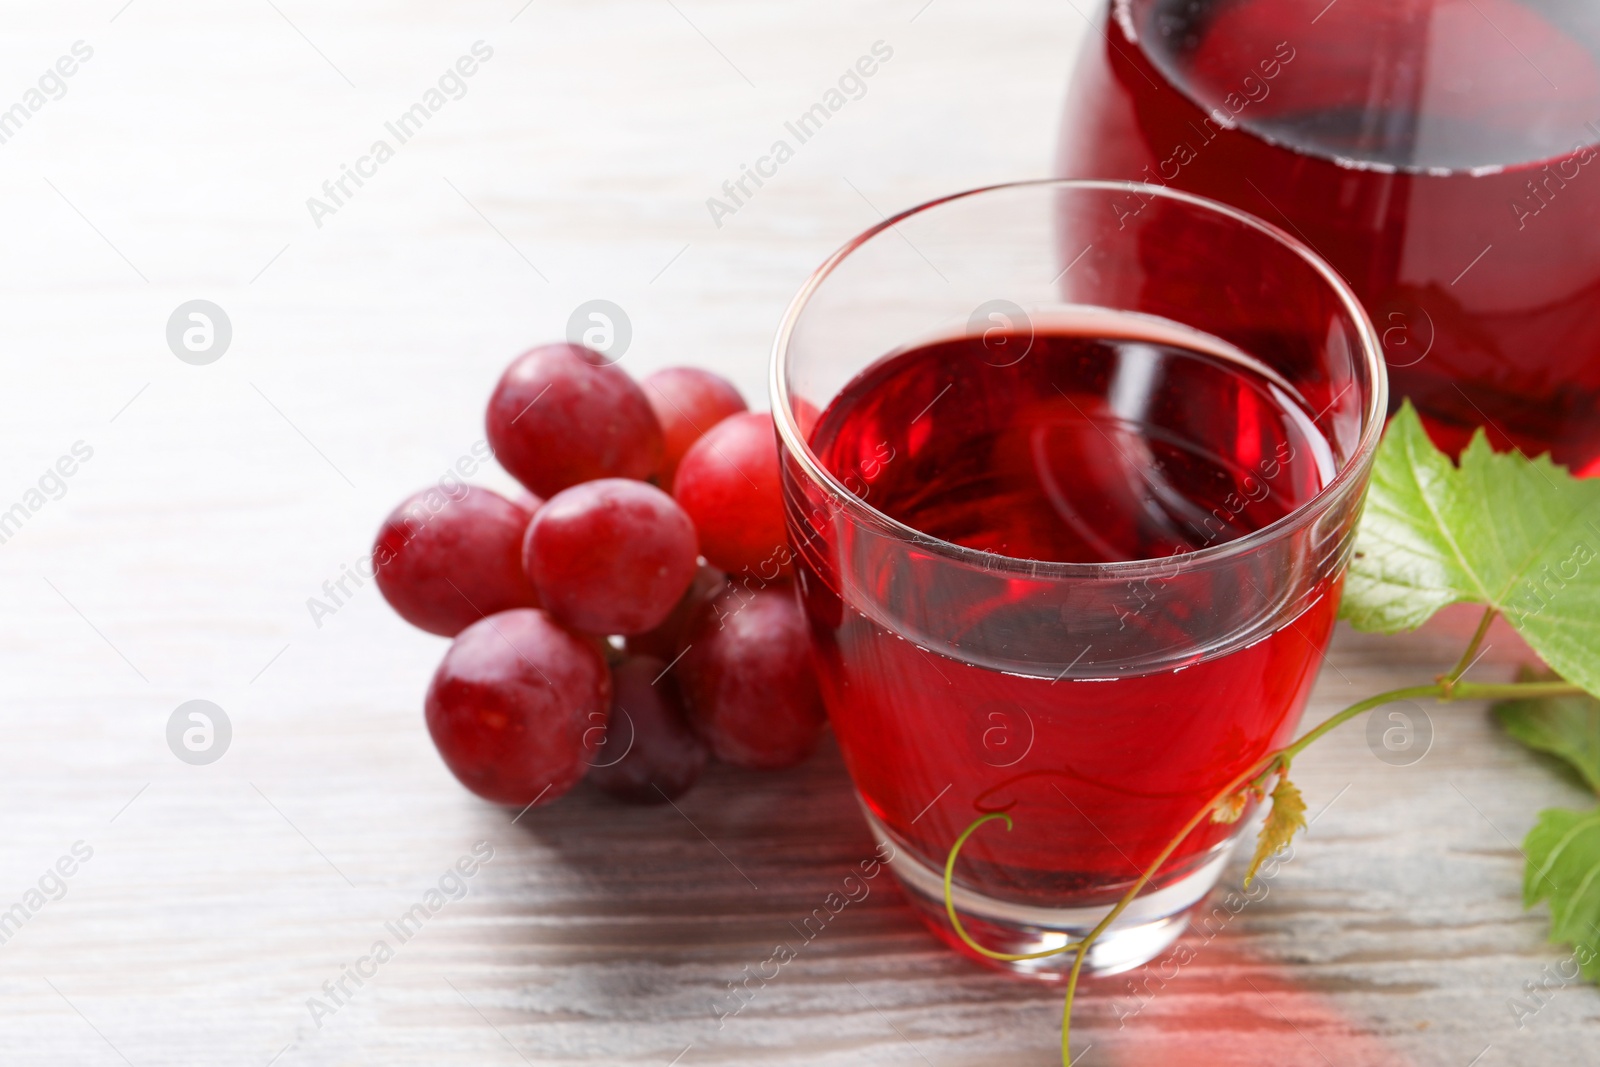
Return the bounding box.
[941,813,1084,963]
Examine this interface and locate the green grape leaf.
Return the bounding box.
[1339,401,1600,697]
[1523,806,1600,981]
[1243,774,1305,887]
[1496,667,1600,795]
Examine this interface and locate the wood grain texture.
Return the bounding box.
[0,1,1590,1064]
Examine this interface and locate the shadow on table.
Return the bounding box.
[432,738,1414,1066]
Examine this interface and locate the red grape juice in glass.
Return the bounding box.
[1057,0,1600,474]
[773,180,1386,977]
[806,320,1336,895]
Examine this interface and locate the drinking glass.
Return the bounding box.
[770,179,1386,977]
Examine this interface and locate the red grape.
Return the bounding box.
[424,609,611,806]
[523,478,699,635]
[642,367,747,489]
[373,485,541,637]
[587,655,707,803]
[486,343,664,497]
[625,563,727,661]
[676,585,824,770]
[672,411,788,577]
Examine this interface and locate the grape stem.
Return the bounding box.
[941,607,1587,1067]
[1438,605,1498,699]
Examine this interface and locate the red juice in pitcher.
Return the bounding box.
[1057,0,1600,473]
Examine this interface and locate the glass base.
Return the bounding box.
[862,806,1231,980]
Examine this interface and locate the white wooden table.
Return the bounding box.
[0,2,1590,1063]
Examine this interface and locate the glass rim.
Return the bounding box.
[768,177,1390,581]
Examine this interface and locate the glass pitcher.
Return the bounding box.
[1056,0,1600,474]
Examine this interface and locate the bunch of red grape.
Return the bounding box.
[372,344,824,808]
